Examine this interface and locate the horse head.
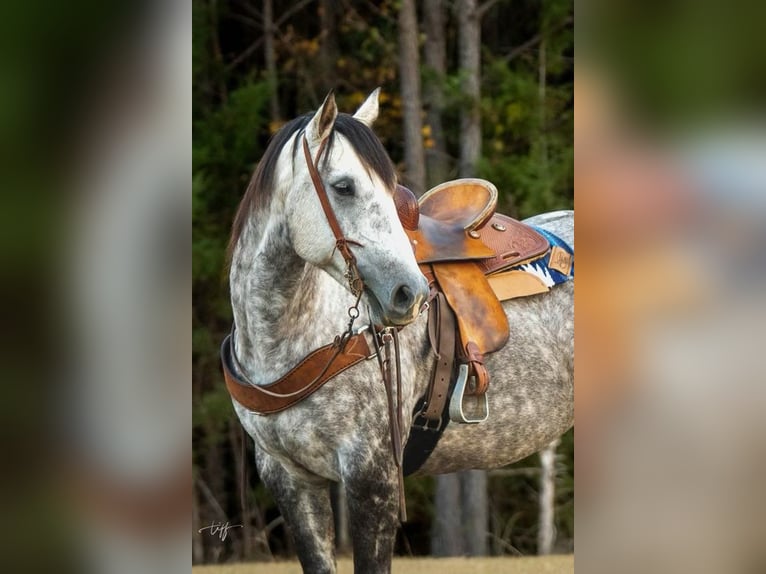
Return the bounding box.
[280,89,429,327]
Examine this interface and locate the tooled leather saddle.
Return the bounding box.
[394,178,568,427]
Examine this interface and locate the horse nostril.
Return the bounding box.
[392,284,415,312]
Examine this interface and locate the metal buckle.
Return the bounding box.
[380,328,394,344]
[412,412,442,432]
[449,364,489,424]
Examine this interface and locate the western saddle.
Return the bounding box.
[395,178,559,424]
[221,175,570,485]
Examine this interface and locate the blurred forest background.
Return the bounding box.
[193,0,573,564]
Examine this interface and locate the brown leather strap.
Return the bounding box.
[421,291,456,421]
[302,136,364,295]
[221,332,372,415]
[463,341,489,395]
[377,328,407,521]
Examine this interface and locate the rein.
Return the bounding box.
[302,133,407,520]
[372,327,407,522]
[303,133,407,517]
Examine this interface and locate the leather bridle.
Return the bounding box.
[302,136,364,298]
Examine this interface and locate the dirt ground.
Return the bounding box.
[192,554,574,573]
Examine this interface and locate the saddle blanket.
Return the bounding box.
[487,226,574,301]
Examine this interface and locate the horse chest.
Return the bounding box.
[233,363,404,479]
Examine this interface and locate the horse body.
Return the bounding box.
[228,91,573,573]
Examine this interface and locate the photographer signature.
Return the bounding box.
[198,521,242,542]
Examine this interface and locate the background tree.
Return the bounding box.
[318,0,338,94]
[398,0,426,193]
[457,0,481,178]
[431,0,489,558]
[423,0,448,187]
[193,0,573,563]
[457,0,489,558]
[538,438,562,555]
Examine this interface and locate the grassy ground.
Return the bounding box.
[192,554,574,573]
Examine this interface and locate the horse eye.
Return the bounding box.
[331,179,355,197]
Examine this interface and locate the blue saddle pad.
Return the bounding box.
[509,226,574,286]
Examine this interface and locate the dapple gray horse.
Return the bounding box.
[227,90,573,573]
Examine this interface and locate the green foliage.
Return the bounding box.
[193,80,272,216]
[192,79,272,351]
[403,475,436,521]
[479,54,573,218]
[193,387,234,445]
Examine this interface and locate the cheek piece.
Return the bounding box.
[302,136,364,299]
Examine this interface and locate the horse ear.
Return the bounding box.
[306,91,338,146]
[352,87,380,127]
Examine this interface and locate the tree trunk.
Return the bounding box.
[398,0,426,194]
[460,469,489,555]
[318,0,338,95]
[263,0,279,122]
[423,0,449,189]
[431,473,465,556]
[457,0,481,177]
[457,0,489,556]
[538,438,560,554]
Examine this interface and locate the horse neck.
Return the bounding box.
[229,214,350,385]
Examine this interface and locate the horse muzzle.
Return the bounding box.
[367,274,429,327]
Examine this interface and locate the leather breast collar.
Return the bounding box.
[221,329,374,415]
